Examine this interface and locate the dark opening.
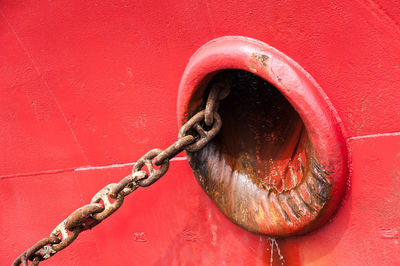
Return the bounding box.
[185,69,331,234]
[193,70,310,193]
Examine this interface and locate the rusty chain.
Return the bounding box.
[12,80,230,266]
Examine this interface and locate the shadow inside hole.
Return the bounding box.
[186,70,331,235]
[195,70,310,193]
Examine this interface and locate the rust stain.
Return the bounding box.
[187,70,332,236]
[249,53,282,84]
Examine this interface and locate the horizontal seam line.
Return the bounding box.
[348,131,400,140]
[3,131,399,179]
[0,156,187,180]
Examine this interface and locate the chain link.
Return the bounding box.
[12,79,230,265]
[178,110,222,152]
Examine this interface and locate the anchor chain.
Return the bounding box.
[12,80,230,266]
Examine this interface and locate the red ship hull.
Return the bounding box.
[1,1,400,265]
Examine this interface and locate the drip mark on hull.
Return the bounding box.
[269,237,284,266]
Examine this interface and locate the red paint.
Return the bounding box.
[278,134,400,265]
[0,0,399,265]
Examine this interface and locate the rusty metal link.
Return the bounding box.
[153,135,195,165]
[90,183,125,221]
[204,76,232,126]
[109,171,148,198]
[24,237,60,260]
[178,110,222,152]
[12,237,61,266]
[13,79,230,265]
[64,203,105,231]
[134,149,170,187]
[50,225,80,252]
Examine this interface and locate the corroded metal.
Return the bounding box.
[109,171,148,198]
[90,184,125,220]
[12,237,61,266]
[134,149,170,187]
[178,110,222,152]
[154,135,195,166]
[205,75,231,126]
[186,70,332,236]
[64,203,105,230]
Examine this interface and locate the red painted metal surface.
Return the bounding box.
[1,0,400,265]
